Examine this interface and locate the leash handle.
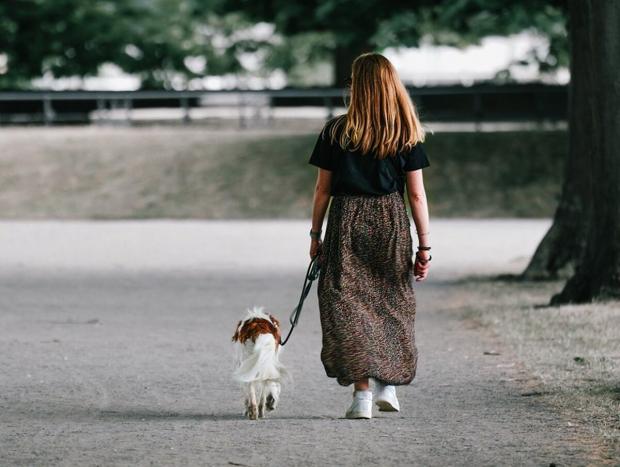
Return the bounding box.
[280,255,321,346]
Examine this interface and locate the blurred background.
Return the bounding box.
[0,0,570,220]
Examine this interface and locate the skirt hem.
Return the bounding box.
[324,369,417,387]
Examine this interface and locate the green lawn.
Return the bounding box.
[0,126,566,219]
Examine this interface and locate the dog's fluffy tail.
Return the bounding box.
[233,334,289,383]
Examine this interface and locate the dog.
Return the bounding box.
[232,306,288,420]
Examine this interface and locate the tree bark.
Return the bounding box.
[520,0,593,280]
[551,0,620,303]
[333,41,372,87]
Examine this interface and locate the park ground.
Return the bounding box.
[0,126,566,219]
[0,219,618,465]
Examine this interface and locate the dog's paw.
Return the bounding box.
[266,394,276,411]
[247,405,258,420]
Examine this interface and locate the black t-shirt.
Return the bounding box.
[308,118,430,196]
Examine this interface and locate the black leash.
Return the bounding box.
[280,255,321,346]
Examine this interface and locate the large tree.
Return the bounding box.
[419,0,619,302]
[520,1,591,282]
[428,1,618,302]
[549,0,620,303]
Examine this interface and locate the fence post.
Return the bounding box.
[473,92,482,132]
[239,93,247,129]
[324,97,334,120]
[267,95,274,127]
[124,98,132,125]
[43,96,54,125]
[181,97,190,123]
[95,98,105,124]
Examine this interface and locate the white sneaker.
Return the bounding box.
[345,390,373,419]
[374,381,400,412]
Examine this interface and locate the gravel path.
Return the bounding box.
[0,220,602,465]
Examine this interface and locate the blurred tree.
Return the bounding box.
[215,0,568,85]
[0,0,269,89]
[0,0,568,89]
[0,0,185,89]
[0,0,131,88]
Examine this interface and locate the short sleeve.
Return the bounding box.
[402,142,430,171]
[308,126,334,171]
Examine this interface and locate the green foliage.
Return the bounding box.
[263,32,334,85]
[0,0,129,87]
[219,0,569,84]
[0,0,267,89]
[0,0,569,89]
[371,1,568,77]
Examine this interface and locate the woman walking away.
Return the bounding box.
[308,52,431,419]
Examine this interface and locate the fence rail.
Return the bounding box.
[0,83,567,126]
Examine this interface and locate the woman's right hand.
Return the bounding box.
[414,251,431,281]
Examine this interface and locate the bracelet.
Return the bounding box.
[309,229,322,240]
[415,253,432,264]
[417,246,431,251]
[417,231,430,236]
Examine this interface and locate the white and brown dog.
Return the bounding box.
[232,306,288,420]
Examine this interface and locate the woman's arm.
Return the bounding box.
[310,168,332,258]
[405,169,431,281]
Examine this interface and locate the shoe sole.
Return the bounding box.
[376,400,399,412]
[345,414,372,419]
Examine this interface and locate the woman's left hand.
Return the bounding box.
[414,251,431,281]
[310,238,322,259]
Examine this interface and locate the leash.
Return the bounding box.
[280,255,321,346]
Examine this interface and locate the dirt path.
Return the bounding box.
[0,221,603,465]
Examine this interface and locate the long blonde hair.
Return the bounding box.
[329,52,425,159]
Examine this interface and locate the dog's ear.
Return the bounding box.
[232,320,243,342]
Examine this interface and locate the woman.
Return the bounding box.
[308,52,431,419]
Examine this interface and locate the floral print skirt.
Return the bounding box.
[317,190,418,387]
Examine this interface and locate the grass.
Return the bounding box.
[0,126,566,219]
[454,277,620,461]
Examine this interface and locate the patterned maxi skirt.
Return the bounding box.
[317,190,418,387]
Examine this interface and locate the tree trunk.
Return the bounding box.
[520,0,593,280]
[551,0,620,303]
[333,41,372,87]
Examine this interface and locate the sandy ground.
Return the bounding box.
[0,219,607,465]
[0,218,549,278]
